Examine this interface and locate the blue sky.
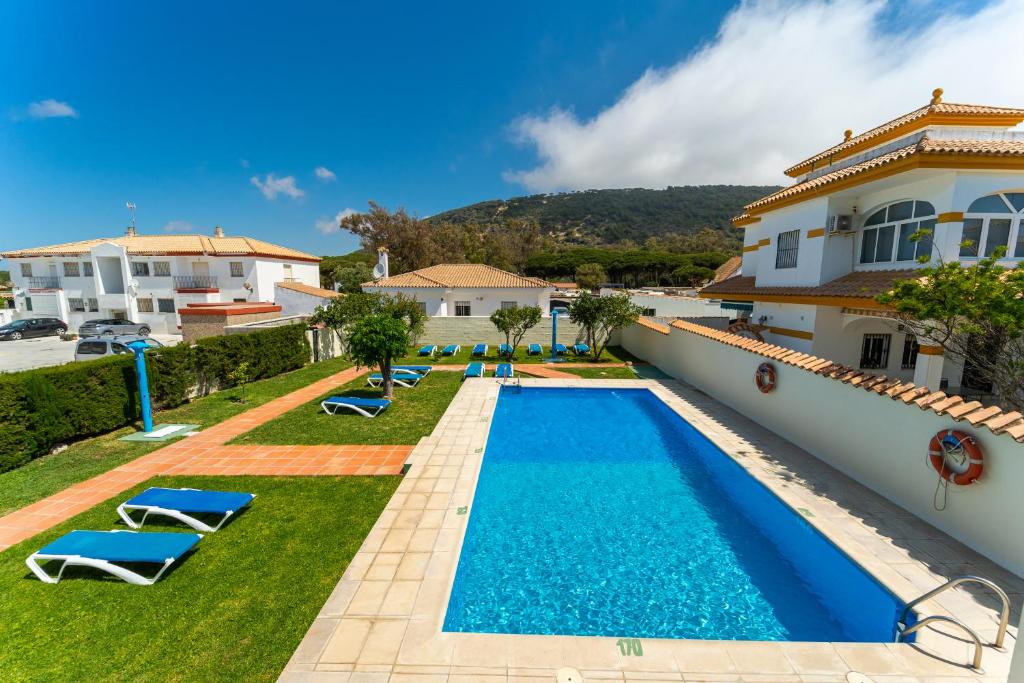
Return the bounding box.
[1,0,1018,265]
[0,0,727,259]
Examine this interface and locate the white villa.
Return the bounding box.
[701,90,1024,395]
[362,251,554,316]
[1,227,320,333]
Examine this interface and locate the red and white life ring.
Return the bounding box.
[755,362,776,394]
[928,429,983,485]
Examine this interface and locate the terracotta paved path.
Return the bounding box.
[0,365,412,553]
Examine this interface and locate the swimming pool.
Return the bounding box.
[443,387,912,642]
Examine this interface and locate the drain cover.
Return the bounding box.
[846,673,875,683]
[556,667,583,683]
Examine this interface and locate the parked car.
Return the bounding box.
[74,335,164,362]
[0,318,67,340]
[78,318,151,337]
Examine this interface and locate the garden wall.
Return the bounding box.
[419,316,584,346]
[620,319,1024,576]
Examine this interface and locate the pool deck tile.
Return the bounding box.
[282,377,1021,682]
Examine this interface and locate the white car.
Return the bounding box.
[74,335,164,362]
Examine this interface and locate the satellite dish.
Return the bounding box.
[372,263,385,279]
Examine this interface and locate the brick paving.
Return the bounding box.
[0,365,412,552]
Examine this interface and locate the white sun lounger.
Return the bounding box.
[322,395,392,417]
[367,372,422,388]
[116,487,256,532]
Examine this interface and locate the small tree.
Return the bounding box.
[489,305,542,358]
[310,292,426,398]
[226,361,251,403]
[575,263,607,292]
[568,293,642,361]
[333,263,374,294]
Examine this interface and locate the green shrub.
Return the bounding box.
[0,324,311,473]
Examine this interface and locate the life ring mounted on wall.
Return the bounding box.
[927,429,983,486]
[754,362,776,394]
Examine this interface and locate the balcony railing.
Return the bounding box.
[27,276,61,289]
[173,275,219,290]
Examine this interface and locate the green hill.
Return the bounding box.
[428,185,779,246]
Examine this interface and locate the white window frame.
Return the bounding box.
[157,298,176,313]
[859,201,936,265]
[500,301,517,310]
[87,298,99,312]
[83,261,94,276]
[775,230,800,269]
[68,297,86,312]
[63,262,80,277]
[961,192,1024,259]
[20,263,32,277]
[131,261,150,277]
[230,261,244,277]
[137,298,154,313]
[454,300,471,317]
[153,261,171,277]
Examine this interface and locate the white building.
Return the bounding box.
[2,227,320,334]
[362,252,554,316]
[700,90,1024,394]
[274,280,343,316]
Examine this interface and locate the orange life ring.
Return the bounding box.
[928,429,983,485]
[755,362,776,393]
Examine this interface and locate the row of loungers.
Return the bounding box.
[419,343,591,357]
[27,487,255,585]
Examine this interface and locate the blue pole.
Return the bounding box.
[550,309,558,362]
[128,340,154,432]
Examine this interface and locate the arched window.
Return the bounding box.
[859,200,936,264]
[961,192,1024,258]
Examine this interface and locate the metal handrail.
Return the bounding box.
[26,276,61,289]
[899,575,1010,649]
[899,615,984,671]
[173,275,219,289]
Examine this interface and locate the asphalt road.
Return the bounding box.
[0,334,182,373]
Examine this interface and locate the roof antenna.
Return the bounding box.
[125,202,137,237]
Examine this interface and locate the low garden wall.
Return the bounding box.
[0,324,309,473]
[619,318,1024,576]
[419,316,584,346]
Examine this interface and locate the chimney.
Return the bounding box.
[125,226,137,237]
[376,247,389,279]
[213,226,225,238]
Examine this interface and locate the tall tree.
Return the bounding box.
[332,263,374,294]
[489,305,542,358]
[310,292,426,398]
[567,293,642,361]
[575,263,607,292]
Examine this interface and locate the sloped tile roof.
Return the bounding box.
[746,136,1024,214]
[2,234,319,262]
[700,269,918,301]
[784,101,1024,176]
[657,319,1024,442]
[635,316,671,334]
[367,263,553,289]
[713,256,742,283]
[274,281,343,298]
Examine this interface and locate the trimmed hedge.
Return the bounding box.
[0,324,310,473]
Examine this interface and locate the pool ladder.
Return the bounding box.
[895,575,1011,672]
[500,374,522,391]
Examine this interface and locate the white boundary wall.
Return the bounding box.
[620,322,1024,576]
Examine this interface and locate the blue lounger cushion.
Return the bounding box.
[464,362,484,378]
[117,488,255,532]
[553,343,567,354]
[392,365,432,375]
[471,344,487,355]
[322,396,391,418]
[495,363,514,378]
[527,343,542,355]
[442,344,459,355]
[27,530,202,585]
[499,343,512,355]
[417,345,436,356]
[573,343,590,355]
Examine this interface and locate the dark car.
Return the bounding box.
[0,318,68,340]
[78,318,151,337]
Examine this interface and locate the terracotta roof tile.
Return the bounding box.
[701,269,918,302]
[644,318,1024,442]
[367,263,552,289]
[2,234,319,262]
[274,281,343,298]
[713,256,742,283]
[635,317,671,335]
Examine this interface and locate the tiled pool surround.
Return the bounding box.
[283,378,1020,682]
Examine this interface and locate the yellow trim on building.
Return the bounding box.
[742,244,760,253]
[936,211,964,223]
[918,345,944,356]
[806,227,826,238]
[758,238,770,247]
[732,214,762,227]
[699,291,892,310]
[768,326,814,341]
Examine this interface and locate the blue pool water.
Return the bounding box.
[443,387,911,642]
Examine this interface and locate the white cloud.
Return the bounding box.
[250,173,305,200]
[315,208,358,235]
[506,0,1024,191]
[163,220,199,233]
[26,99,78,119]
[314,166,337,182]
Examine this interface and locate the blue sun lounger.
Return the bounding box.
[573,343,590,356]
[498,343,513,357]
[495,363,514,378]
[391,365,432,375]
[553,343,567,355]
[322,396,391,417]
[117,487,256,532]
[464,362,484,378]
[368,372,422,388]
[26,530,202,585]
[441,344,460,356]
[527,343,542,355]
[417,345,437,357]
[471,344,488,356]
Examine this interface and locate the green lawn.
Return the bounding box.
[396,344,638,366]
[0,357,353,517]
[534,366,639,379]
[0,474,399,682]
[231,369,463,446]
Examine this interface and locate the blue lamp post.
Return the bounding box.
[127,340,154,433]
[549,306,568,363]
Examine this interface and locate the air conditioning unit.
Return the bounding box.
[827,215,853,234]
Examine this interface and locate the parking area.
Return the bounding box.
[0,333,182,373]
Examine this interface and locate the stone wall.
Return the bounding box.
[417,316,584,346]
